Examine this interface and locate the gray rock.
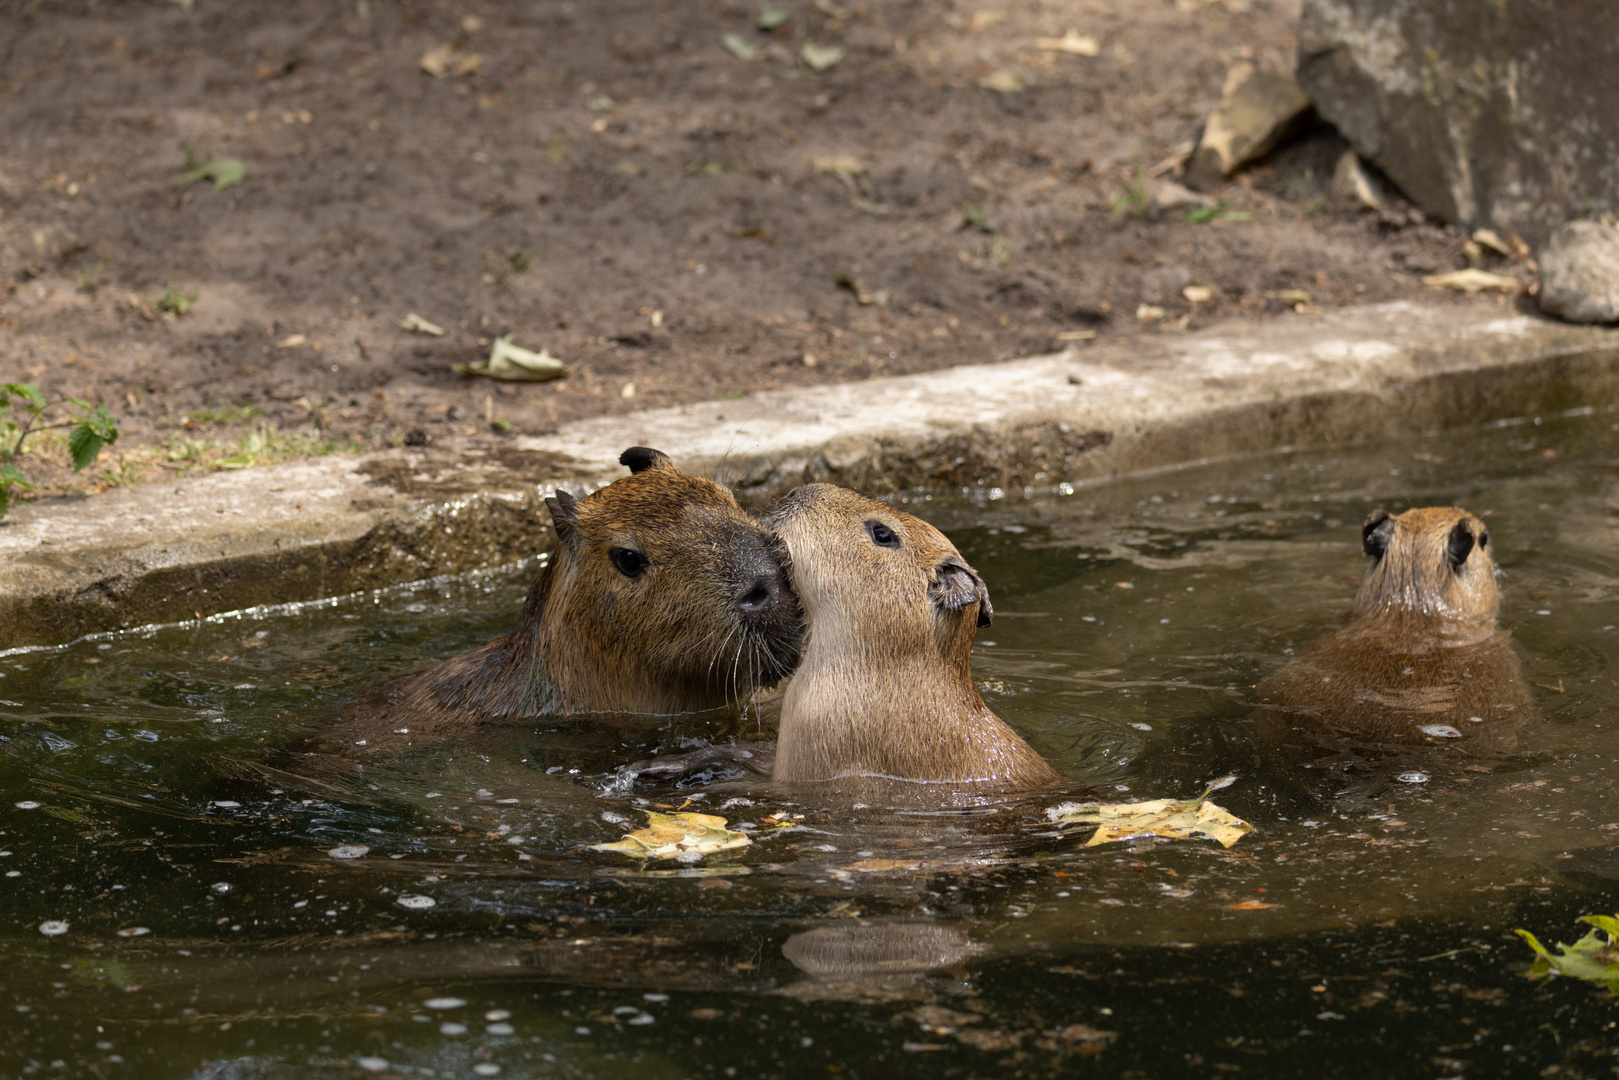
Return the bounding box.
[1140,266,1192,306]
[1298,0,1619,248]
[1188,62,1312,188]
[1538,221,1619,325]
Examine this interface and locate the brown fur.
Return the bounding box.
[769,484,1064,790]
[1254,506,1532,755]
[304,448,801,756]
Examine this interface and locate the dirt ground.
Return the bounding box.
[0,0,1532,497]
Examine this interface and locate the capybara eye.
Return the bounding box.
[865,520,901,549]
[1479,529,1490,549]
[609,547,649,578]
[1446,521,1475,569]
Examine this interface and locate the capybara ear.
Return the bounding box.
[932,557,991,627]
[1446,520,1476,569]
[1362,509,1395,560]
[620,446,673,474]
[546,489,581,552]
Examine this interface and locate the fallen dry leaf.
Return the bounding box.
[1135,303,1165,323]
[800,42,845,72]
[588,810,750,860]
[1423,268,1519,293]
[978,69,1025,93]
[1047,785,1254,849]
[453,335,567,382]
[812,155,865,177]
[1035,30,1100,56]
[276,333,307,349]
[1229,899,1274,911]
[1471,228,1513,257]
[1182,284,1214,303]
[420,43,481,79]
[399,312,446,337]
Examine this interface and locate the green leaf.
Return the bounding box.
[2,382,47,411]
[68,424,105,472]
[1516,919,1619,994]
[721,33,759,60]
[84,403,120,443]
[758,3,790,29]
[182,157,247,191]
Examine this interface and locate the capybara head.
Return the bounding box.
[539,447,801,713]
[769,483,992,666]
[1355,506,1498,623]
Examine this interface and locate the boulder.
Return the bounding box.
[1297,0,1619,248]
[1538,221,1619,325]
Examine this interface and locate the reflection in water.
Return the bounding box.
[2,407,1619,1076]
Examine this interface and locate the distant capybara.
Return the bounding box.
[767,483,1064,792]
[303,447,802,756]
[1254,506,1533,757]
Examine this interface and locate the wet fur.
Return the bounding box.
[1254,506,1532,755]
[769,484,1063,790]
[302,449,801,756]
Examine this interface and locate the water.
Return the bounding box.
[4,406,1619,1078]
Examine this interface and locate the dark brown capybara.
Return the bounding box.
[302,447,802,758]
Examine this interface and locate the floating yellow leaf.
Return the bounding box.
[1047,784,1253,849]
[1423,268,1518,293]
[589,810,751,860]
[1035,30,1100,56]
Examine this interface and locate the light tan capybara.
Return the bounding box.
[1254,506,1533,758]
[767,483,1064,793]
[303,447,802,757]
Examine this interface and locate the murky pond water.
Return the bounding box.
[5,405,1619,1078]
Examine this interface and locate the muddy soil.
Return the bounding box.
[0,0,1530,495]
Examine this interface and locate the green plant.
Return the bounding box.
[1109,162,1151,222]
[1184,199,1253,224]
[181,145,247,191]
[157,286,198,315]
[0,382,120,520]
[76,256,116,293]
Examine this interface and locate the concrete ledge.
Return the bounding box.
[3,302,1616,650]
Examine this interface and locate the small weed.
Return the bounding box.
[1109,162,1152,222]
[1184,199,1252,224]
[0,382,120,520]
[961,206,1000,234]
[490,418,513,433]
[157,286,198,316]
[76,256,116,293]
[682,158,726,177]
[180,404,259,427]
[1279,167,1316,203]
[505,250,534,274]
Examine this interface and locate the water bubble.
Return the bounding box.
[424,997,466,1010]
[327,844,370,860]
[5,871,18,878]
[439,1022,468,1036]
[473,1066,501,1078]
[1397,771,1431,784]
[15,801,40,810]
[1129,722,1152,731]
[1468,716,1485,723]
[486,1022,516,1036]
[211,882,232,895]
[642,993,668,1003]
[627,1013,655,1026]
[41,732,77,752]
[116,927,150,938]
[600,810,629,825]
[211,801,241,809]
[355,1057,390,1074]
[397,895,436,910]
[132,730,158,742]
[485,1010,512,1021]
[1417,725,1462,739]
[38,921,69,937]
[612,1006,641,1016]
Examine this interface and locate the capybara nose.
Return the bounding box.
[736,571,787,616]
